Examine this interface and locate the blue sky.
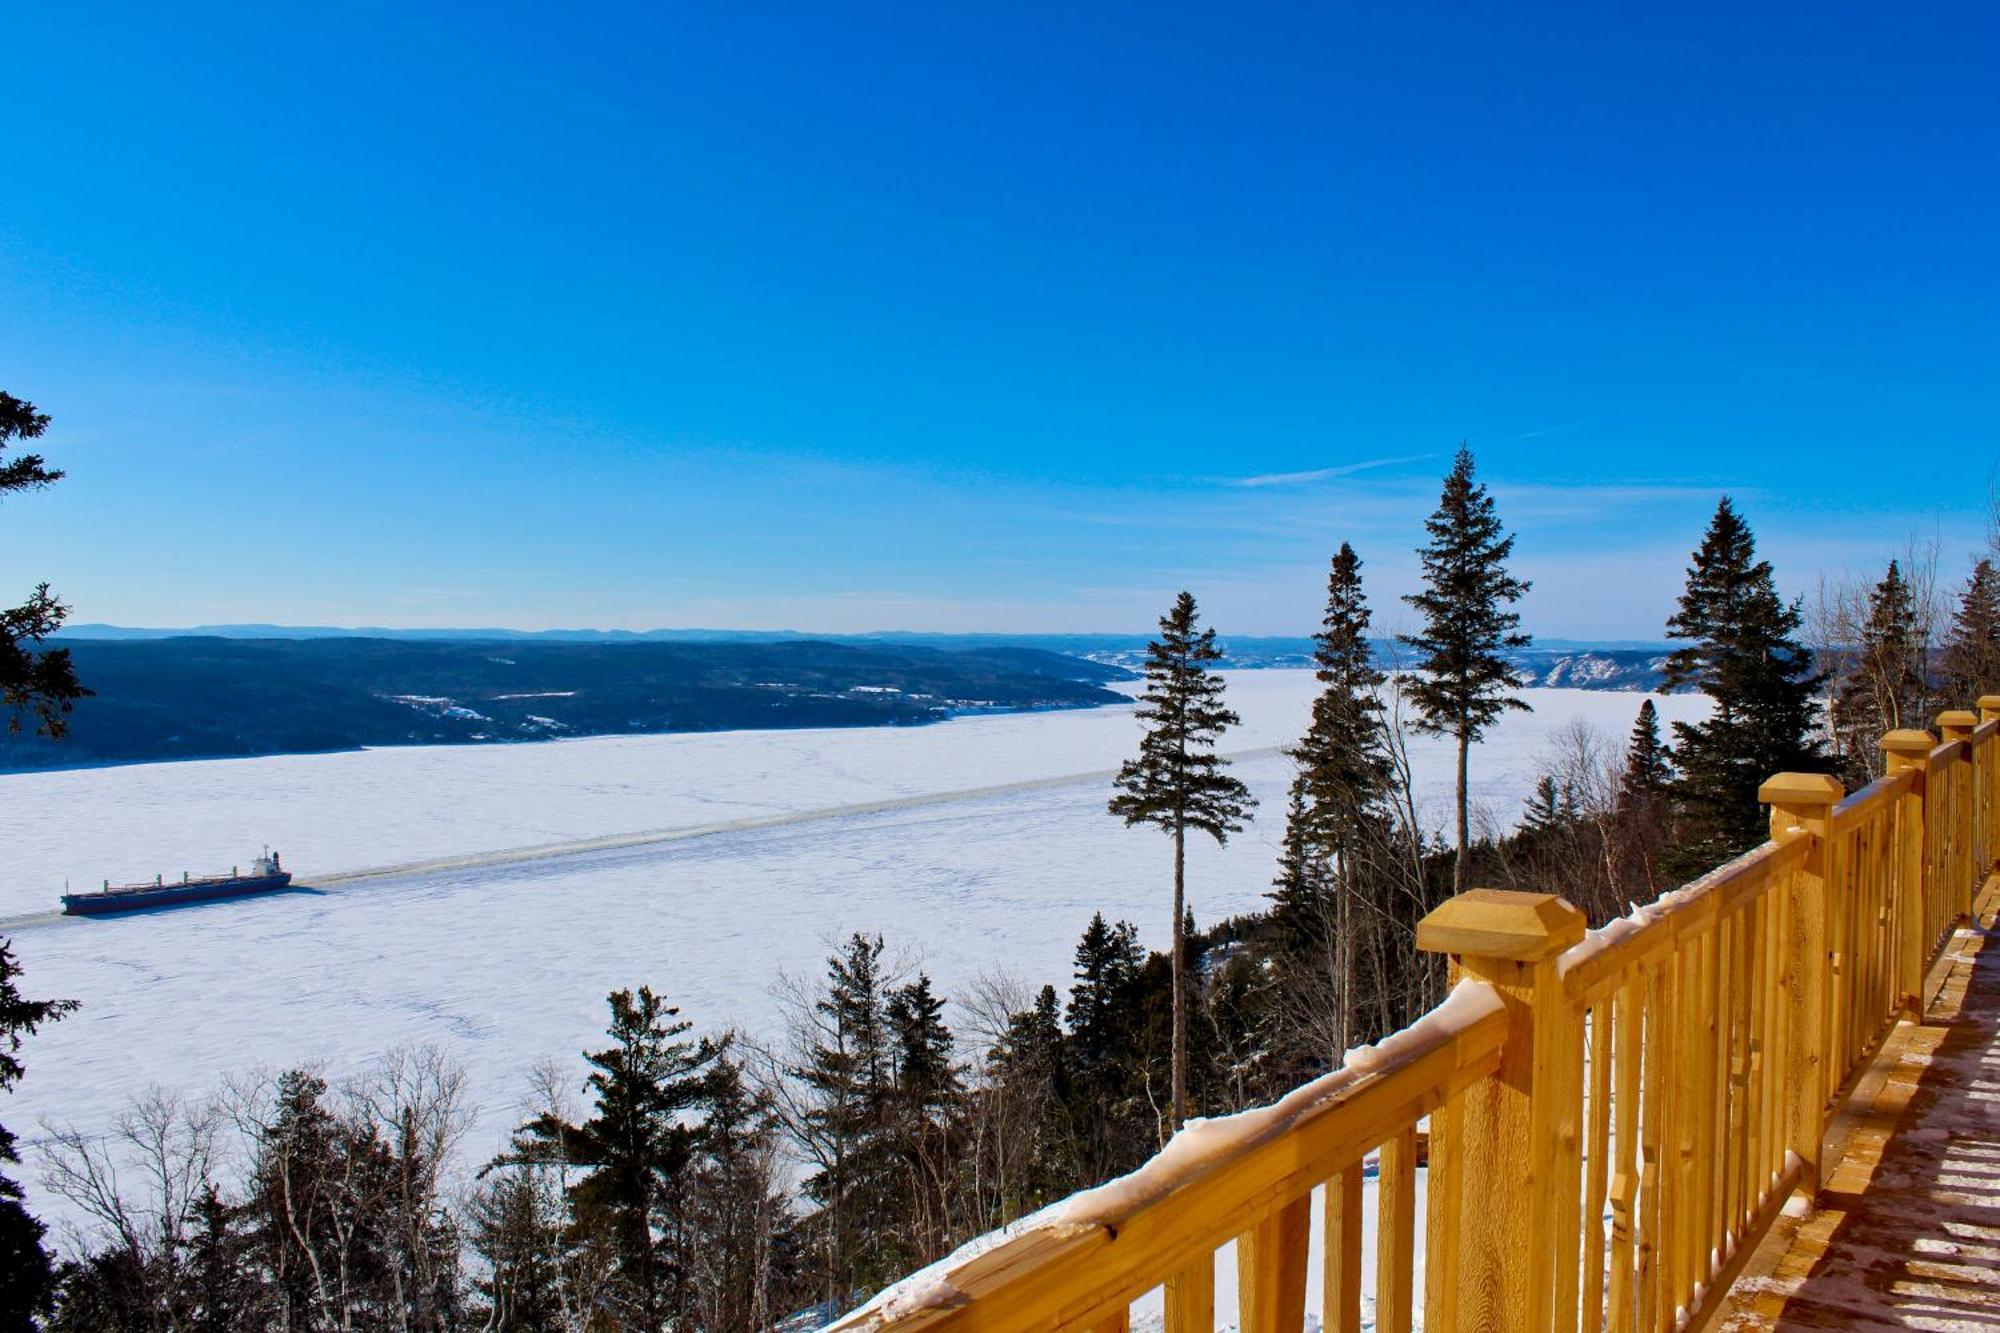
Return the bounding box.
[2,4,1995,638]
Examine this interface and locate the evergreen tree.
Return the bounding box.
[1108,591,1254,1131]
[507,987,727,1330]
[1662,498,1825,871]
[1,392,87,737]
[681,1055,790,1333]
[468,1167,571,1333]
[1608,697,1677,907]
[883,974,963,1270]
[1830,559,1930,782]
[1063,914,1143,1086]
[245,1070,363,1328]
[1268,782,1331,959]
[1939,558,2000,707]
[886,974,959,1118]
[0,936,77,1330]
[1277,543,1394,1057]
[45,1252,152,1333]
[1063,914,1146,1175]
[795,933,896,1301]
[988,986,1072,1212]
[1400,447,1532,894]
[1617,698,1674,803]
[183,1186,257,1333]
[1520,775,1567,834]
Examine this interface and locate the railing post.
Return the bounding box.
[1881,730,1933,1015]
[1761,772,1841,1198]
[1416,888,1586,1333]
[1980,696,2000,879]
[1939,710,1978,918]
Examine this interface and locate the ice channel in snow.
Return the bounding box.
[0,673,1707,1234]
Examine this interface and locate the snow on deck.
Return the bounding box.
[1717,883,2000,1331]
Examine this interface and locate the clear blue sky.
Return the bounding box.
[3,4,1994,638]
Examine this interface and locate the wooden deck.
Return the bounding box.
[1717,879,2000,1332]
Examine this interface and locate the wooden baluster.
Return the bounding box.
[1608,975,1642,1333]
[1980,696,2000,878]
[1940,711,1978,921]
[1426,1093,1461,1333]
[1721,909,1745,1251]
[1322,1167,1364,1333]
[1762,773,1840,1200]
[1744,891,1769,1225]
[1583,999,1612,1333]
[1237,1193,1310,1333]
[1637,962,1666,1333]
[1378,1129,1418,1333]
[1553,1006,1587,1333]
[1660,947,1685,1323]
[1773,837,1798,1191]
[1927,749,1948,946]
[1416,889,1587,1333]
[1693,926,1720,1289]
[1164,1253,1214,1333]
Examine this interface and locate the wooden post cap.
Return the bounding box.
[1979,694,2000,715]
[1758,772,1844,808]
[1936,709,1979,736]
[1416,888,1586,962]
[1879,729,1936,759]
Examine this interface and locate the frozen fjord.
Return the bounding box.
[1,674,1706,1226]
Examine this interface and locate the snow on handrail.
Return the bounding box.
[829,979,1506,1331]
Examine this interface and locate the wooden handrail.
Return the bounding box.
[830,982,1507,1330]
[836,707,2000,1333]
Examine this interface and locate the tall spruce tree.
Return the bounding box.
[1108,592,1254,1131]
[1940,558,2000,708]
[1,392,87,737]
[1275,542,1392,1055]
[506,987,727,1330]
[1662,498,1824,872]
[883,974,962,1271]
[1400,447,1532,894]
[1830,559,1930,782]
[795,933,896,1300]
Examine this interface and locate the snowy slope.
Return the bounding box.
[0,674,1706,1233]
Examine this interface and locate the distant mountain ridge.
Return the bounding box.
[64,623,1673,682]
[51,628,1675,718]
[65,623,1676,653]
[2,637,1130,771]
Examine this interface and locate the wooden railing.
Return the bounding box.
[830,700,2000,1333]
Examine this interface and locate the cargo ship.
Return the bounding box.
[60,849,292,916]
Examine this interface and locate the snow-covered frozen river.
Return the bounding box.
[1,672,1706,1230]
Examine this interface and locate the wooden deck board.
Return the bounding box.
[1715,884,2000,1331]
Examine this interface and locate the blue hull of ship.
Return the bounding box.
[61,873,293,916]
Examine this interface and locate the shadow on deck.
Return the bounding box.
[1720,887,2000,1331]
